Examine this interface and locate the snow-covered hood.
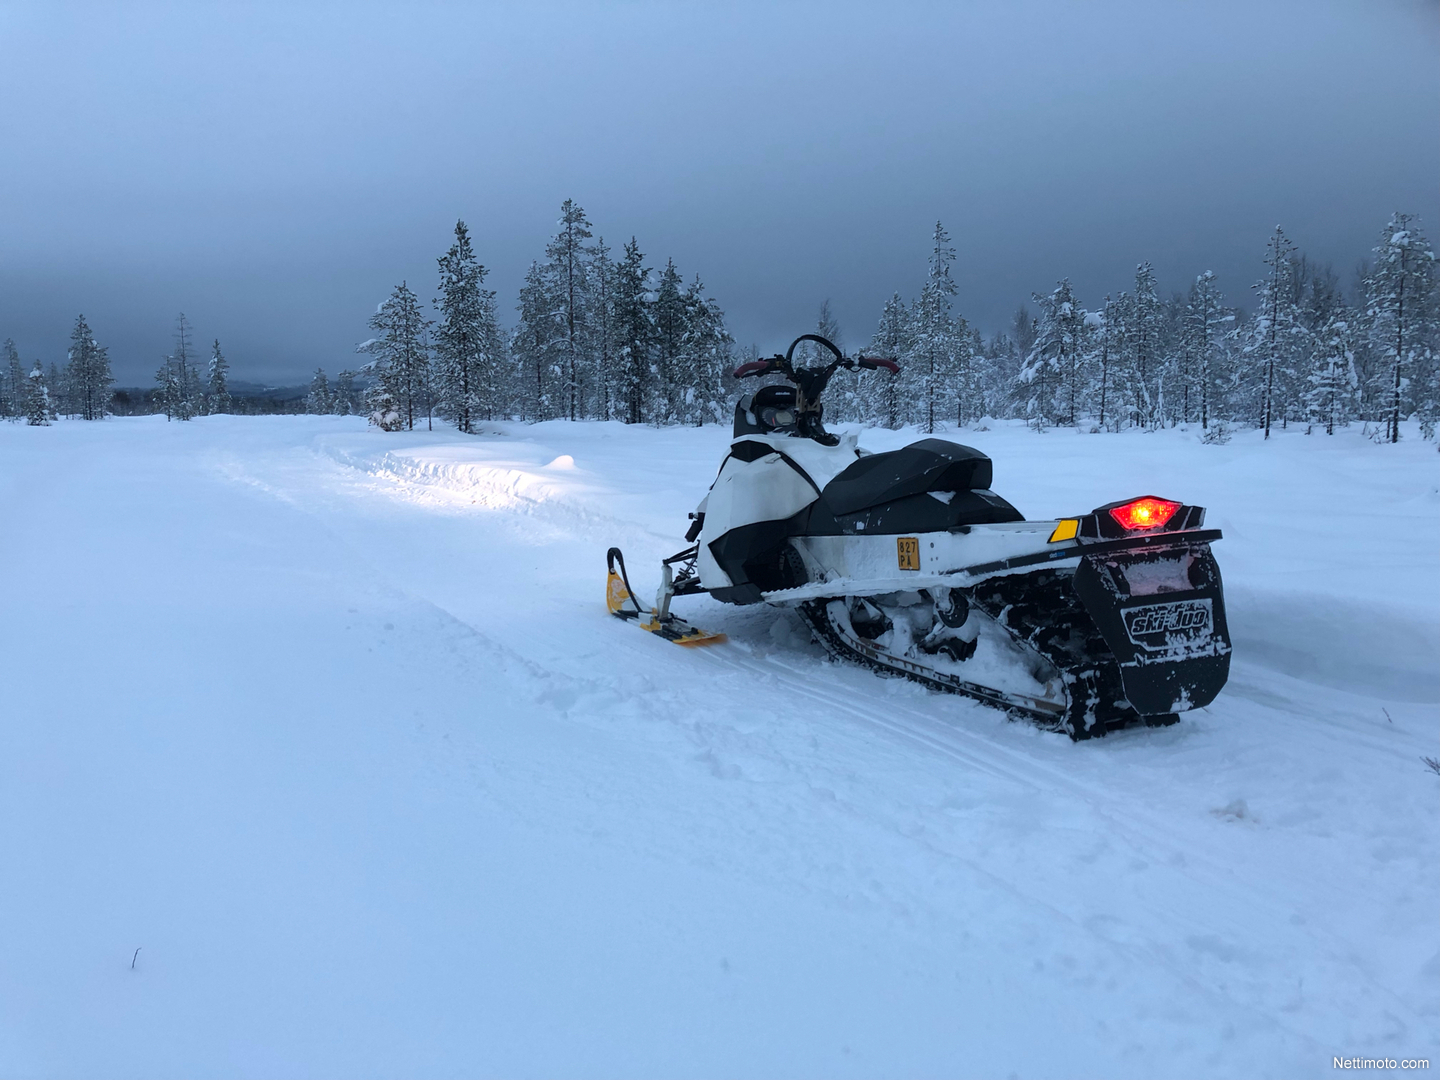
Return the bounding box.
[728,430,861,493]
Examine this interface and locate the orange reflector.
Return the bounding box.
[1109,497,1181,531]
[1047,519,1079,543]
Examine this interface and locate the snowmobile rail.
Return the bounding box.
[759,527,1223,604]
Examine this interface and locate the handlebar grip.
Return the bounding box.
[732,359,772,378]
[858,356,900,373]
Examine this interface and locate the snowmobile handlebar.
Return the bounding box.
[732,359,774,379]
[730,335,898,446]
[857,356,900,373]
[730,335,899,381]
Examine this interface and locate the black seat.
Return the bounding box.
[822,439,995,515]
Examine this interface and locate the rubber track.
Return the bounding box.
[799,568,1154,741]
[798,598,1074,735]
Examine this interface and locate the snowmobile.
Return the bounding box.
[606,334,1231,739]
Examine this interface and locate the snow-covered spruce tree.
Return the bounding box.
[47,362,66,418]
[169,314,203,420]
[995,304,1039,419]
[64,315,113,421]
[1243,227,1306,439]
[306,368,333,414]
[1093,296,1122,430]
[615,238,653,425]
[434,220,505,432]
[331,370,359,416]
[154,355,179,420]
[910,221,960,434]
[513,260,560,421]
[950,316,979,428]
[1126,264,1163,428]
[1184,272,1228,430]
[675,275,734,426]
[207,339,232,414]
[1018,279,1087,427]
[1157,291,1188,426]
[1,339,22,420]
[361,281,431,431]
[1364,212,1437,442]
[1305,309,1359,435]
[24,362,51,425]
[587,238,617,419]
[652,258,688,424]
[866,294,911,428]
[542,201,594,421]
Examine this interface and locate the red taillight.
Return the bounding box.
[1109,497,1181,531]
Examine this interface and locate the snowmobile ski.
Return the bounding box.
[606,547,726,647]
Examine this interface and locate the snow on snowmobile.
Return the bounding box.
[605,334,1231,739]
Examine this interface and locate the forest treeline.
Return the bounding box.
[3,204,1435,444]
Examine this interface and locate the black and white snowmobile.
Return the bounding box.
[606,334,1231,739]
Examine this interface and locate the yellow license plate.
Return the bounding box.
[897,536,920,571]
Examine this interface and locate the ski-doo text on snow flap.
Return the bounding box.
[1122,598,1214,652]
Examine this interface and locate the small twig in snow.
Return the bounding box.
[1421,756,1440,777]
[1382,707,1393,724]
[131,947,141,970]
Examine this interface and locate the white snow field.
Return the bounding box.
[1,414,1436,1079]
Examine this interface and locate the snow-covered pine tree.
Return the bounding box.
[997,304,1039,419]
[207,339,232,414]
[1018,279,1087,427]
[1,339,22,421]
[651,258,688,424]
[1244,227,1304,438]
[587,238,617,420]
[434,220,504,433]
[866,294,911,428]
[64,315,112,420]
[306,368,332,414]
[332,370,358,416]
[1184,272,1227,430]
[513,261,560,421]
[615,238,653,425]
[47,362,65,418]
[154,355,179,420]
[361,281,431,431]
[543,201,594,421]
[1305,309,1359,435]
[1157,291,1188,426]
[1128,264,1163,428]
[25,362,51,425]
[910,221,959,434]
[675,275,734,425]
[1091,297,1116,430]
[167,313,202,420]
[1364,212,1437,442]
[951,315,980,428]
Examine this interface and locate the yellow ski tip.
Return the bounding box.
[606,570,631,614]
[675,631,727,648]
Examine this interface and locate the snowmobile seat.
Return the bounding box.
[821,439,997,515]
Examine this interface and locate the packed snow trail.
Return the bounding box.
[0,415,1435,1079]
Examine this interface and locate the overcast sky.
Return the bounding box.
[1,1,1436,385]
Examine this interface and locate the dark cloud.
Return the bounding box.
[1,1,1435,383]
